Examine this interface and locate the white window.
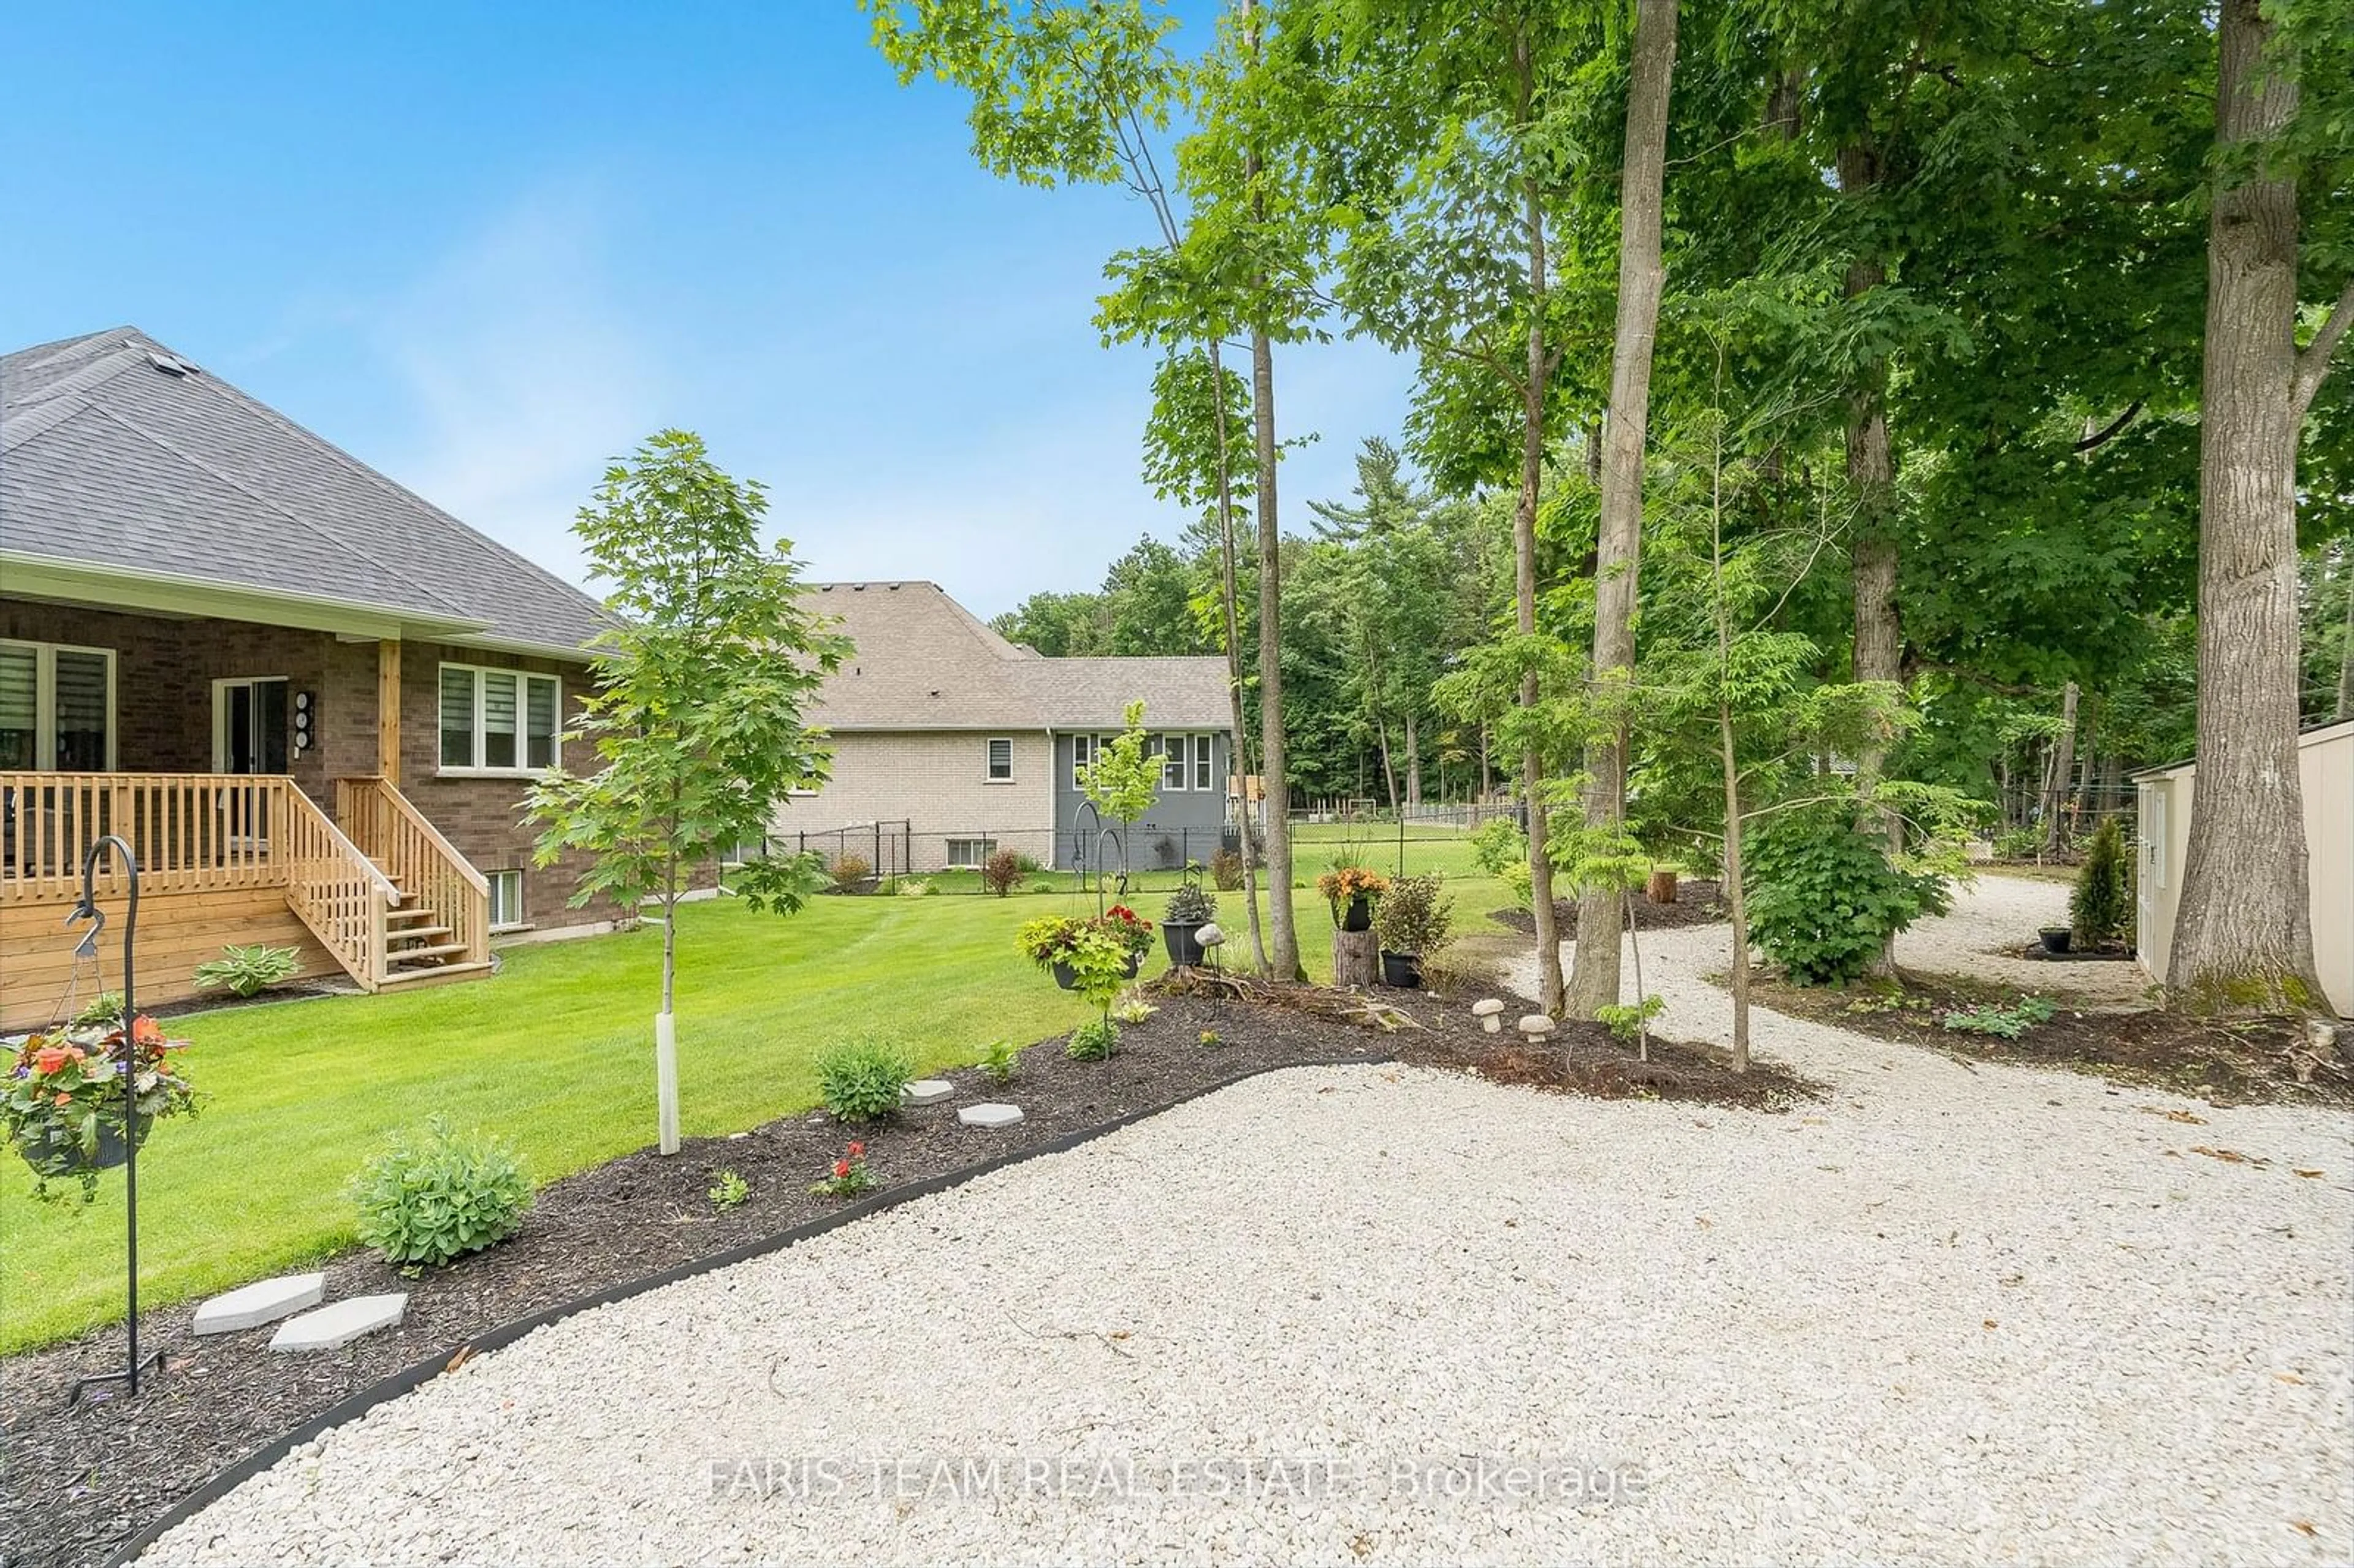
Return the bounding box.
[986,736,1013,781]
[487,869,527,930]
[1071,733,1094,786]
[1194,734,1214,792]
[947,837,997,869]
[1160,734,1186,790]
[0,639,116,770]
[440,664,561,775]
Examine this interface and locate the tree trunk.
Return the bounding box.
[2337,539,2353,721]
[1377,717,1399,812]
[1839,139,1905,864]
[1331,926,1379,989]
[656,854,681,1157]
[1251,330,1299,979]
[1510,22,1564,1014]
[1566,0,1678,1020]
[2041,681,2079,856]
[2169,0,2328,1014]
[1404,709,1422,806]
[1205,336,1268,974]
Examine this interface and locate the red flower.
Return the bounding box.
[832,1159,851,1179]
[846,1141,865,1159]
[30,1046,72,1076]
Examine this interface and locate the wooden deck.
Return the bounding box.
[1,771,490,1030]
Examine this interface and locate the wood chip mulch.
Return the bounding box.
[1752,973,2354,1109]
[1487,878,1726,937]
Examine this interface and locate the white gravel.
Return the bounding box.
[147,879,2353,1567]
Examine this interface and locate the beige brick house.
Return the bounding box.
[1,326,622,1026]
[787,582,1233,875]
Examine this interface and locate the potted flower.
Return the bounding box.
[1316,865,1389,931]
[4,1014,197,1201]
[1161,883,1218,967]
[1018,915,1091,989]
[1371,872,1453,989]
[1094,905,1154,980]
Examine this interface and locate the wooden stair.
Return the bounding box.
[373,860,479,980]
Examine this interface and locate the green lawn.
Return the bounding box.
[2,867,1516,1353]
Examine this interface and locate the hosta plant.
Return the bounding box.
[348,1116,533,1268]
[192,943,302,998]
[815,1038,913,1123]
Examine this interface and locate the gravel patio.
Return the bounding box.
[145,878,2353,1566]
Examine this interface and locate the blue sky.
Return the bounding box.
[1,3,1419,617]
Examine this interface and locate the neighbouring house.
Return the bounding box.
[1,326,621,1029]
[2131,715,2353,1018]
[789,581,1235,875]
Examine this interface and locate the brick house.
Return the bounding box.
[789,581,1234,874]
[1,326,621,1027]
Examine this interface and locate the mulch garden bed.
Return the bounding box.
[1488,877,1725,937]
[4,979,1803,1568]
[1753,973,2354,1109]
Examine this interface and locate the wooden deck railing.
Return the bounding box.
[335,775,491,967]
[281,788,400,986]
[1,771,291,904]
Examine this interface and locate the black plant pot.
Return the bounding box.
[1164,921,1207,967]
[1053,953,1143,990]
[1380,950,1423,989]
[1341,894,1373,932]
[2039,926,2073,954]
[17,1115,144,1178]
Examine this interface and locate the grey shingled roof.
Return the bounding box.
[807,580,1230,731]
[1,327,614,658]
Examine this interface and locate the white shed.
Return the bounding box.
[2132,717,2354,1018]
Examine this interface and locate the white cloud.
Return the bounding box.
[365,188,665,587]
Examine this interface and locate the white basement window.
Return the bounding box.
[487,869,526,930]
[0,638,116,771]
[947,837,997,869]
[986,736,1013,781]
[441,664,561,775]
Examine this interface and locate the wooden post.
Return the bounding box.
[376,640,402,786]
[1646,868,1678,905]
[1332,926,1378,989]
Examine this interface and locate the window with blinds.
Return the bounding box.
[0,639,114,769]
[439,663,560,775]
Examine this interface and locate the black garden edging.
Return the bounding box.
[99,1049,1390,1567]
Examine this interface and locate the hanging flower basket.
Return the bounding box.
[3,1018,197,1201]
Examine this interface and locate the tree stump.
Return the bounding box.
[1646,869,1678,906]
[1331,926,1379,989]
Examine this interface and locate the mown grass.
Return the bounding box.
[2,863,1517,1352]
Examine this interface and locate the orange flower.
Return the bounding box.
[53,1091,72,1106]
[130,1016,164,1046]
[831,1159,851,1179]
[30,1046,72,1076]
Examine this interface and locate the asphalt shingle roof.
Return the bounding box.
[807,581,1230,732]
[1,327,614,657]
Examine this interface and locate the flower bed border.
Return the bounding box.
[102,1048,1391,1567]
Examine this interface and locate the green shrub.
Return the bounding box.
[1745,809,1950,986]
[1372,872,1453,956]
[897,878,934,897]
[1991,826,2041,861]
[69,992,124,1031]
[978,1038,1019,1084]
[2070,818,2131,948]
[1941,995,2057,1039]
[1165,883,1217,924]
[348,1117,533,1268]
[1469,816,1528,878]
[193,943,302,998]
[829,854,872,892]
[708,1169,750,1209]
[815,1038,913,1122]
[1065,1017,1119,1060]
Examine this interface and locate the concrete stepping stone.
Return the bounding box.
[903,1079,955,1106]
[192,1272,326,1336]
[269,1293,408,1353]
[958,1103,1023,1129]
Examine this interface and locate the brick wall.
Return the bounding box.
[778,729,1055,873]
[0,600,622,934]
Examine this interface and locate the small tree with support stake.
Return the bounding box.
[528,430,848,1155]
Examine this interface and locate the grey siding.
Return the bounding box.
[1053,729,1233,871]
